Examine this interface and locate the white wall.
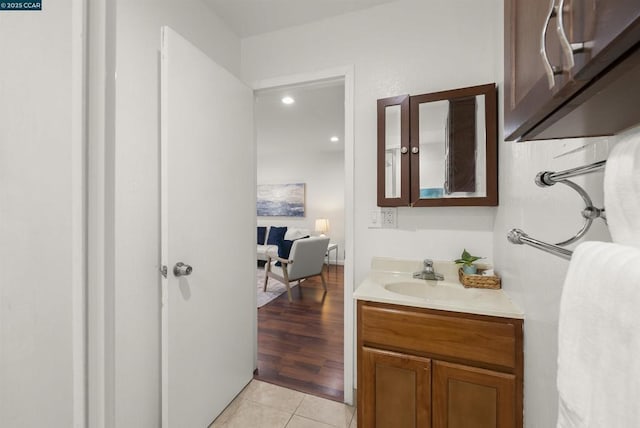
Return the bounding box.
[257,151,345,261]
[0,2,82,426]
[494,132,625,426]
[113,1,240,426]
[491,1,620,423]
[242,0,500,288]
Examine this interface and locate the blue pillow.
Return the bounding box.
[277,239,295,261]
[257,226,267,244]
[276,235,309,266]
[266,226,287,246]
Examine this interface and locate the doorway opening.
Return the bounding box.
[253,75,352,403]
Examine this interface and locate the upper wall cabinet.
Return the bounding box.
[377,84,498,207]
[505,0,640,141]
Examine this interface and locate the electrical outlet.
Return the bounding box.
[381,207,397,228]
[368,208,382,228]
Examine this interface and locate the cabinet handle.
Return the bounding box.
[556,0,575,71]
[556,0,576,71]
[411,147,419,154]
[401,146,408,154]
[556,0,588,72]
[540,0,563,89]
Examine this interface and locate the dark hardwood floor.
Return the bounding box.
[255,264,344,402]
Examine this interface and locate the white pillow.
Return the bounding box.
[284,228,310,241]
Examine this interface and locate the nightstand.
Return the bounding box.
[325,243,338,271]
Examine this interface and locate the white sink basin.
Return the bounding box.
[384,281,479,301]
[353,257,524,319]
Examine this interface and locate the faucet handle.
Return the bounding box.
[423,259,435,273]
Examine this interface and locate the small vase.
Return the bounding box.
[462,264,477,275]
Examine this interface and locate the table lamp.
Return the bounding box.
[315,218,330,237]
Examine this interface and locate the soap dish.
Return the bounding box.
[458,268,501,289]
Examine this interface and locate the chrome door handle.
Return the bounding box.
[173,262,193,277]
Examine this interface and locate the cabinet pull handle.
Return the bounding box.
[401,146,408,154]
[556,0,575,71]
[556,0,588,71]
[540,0,563,89]
[556,0,589,72]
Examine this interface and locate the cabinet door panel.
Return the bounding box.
[377,95,410,206]
[571,0,640,80]
[433,361,516,428]
[505,0,640,141]
[504,0,574,140]
[509,0,562,107]
[361,347,431,428]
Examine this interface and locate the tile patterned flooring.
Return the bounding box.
[210,379,356,428]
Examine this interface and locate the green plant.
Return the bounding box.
[454,249,484,267]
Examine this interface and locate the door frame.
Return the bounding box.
[71,0,88,425]
[86,0,118,426]
[251,66,356,405]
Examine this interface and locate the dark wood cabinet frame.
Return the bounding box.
[504,0,640,141]
[409,84,498,207]
[377,84,498,208]
[377,95,410,207]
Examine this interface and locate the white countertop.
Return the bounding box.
[353,257,524,319]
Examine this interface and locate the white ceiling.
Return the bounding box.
[255,80,345,155]
[204,0,398,37]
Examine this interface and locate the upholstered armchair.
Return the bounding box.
[263,236,330,302]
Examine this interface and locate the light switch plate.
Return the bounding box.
[368,208,382,228]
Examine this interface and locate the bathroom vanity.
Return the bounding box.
[354,259,524,428]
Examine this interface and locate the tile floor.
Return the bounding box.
[210,380,357,428]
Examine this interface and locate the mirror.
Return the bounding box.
[384,105,402,198]
[416,95,486,198]
[409,84,497,206]
[377,95,410,206]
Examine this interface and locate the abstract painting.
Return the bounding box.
[257,183,305,217]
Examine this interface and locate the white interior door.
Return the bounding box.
[160,26,255,427]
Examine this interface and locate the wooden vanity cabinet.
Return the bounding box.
[357,301,523,428]
[432,361,516,428]
[361,347,431,428]
[505,0,640,141]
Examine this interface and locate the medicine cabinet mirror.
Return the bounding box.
[377,83,497,207]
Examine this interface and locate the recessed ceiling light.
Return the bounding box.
[330,136,339,142]
[281,96,295,105]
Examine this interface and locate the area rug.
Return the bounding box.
[256,266,298,308]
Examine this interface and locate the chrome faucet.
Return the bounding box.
[413,259,444,281]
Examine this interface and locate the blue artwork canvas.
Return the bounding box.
[257,183,305,217]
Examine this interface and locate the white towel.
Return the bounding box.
[604,135,640,248]
[557,241,640,427]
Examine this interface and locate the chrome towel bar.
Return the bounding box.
[535,160,606,186]
[508,229,573,260]
[508,159,607,259]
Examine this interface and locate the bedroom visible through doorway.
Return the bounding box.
[254,79,346,401]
